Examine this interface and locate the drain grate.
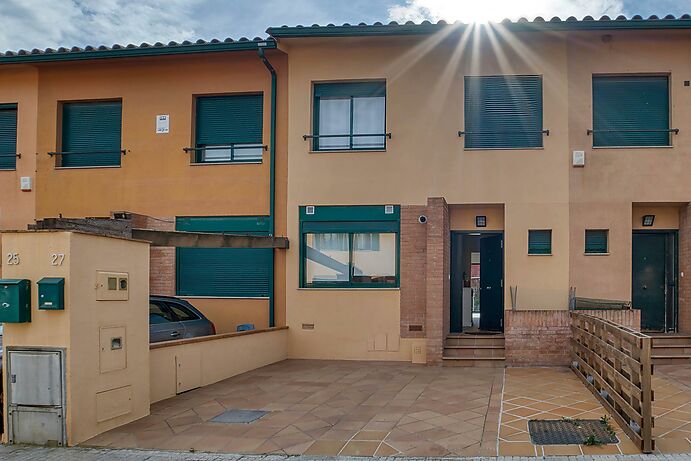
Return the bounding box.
[209,409,269,424]
[528,419,619,445]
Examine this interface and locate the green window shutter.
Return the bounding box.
[585,230,608,254]
[175,216,272,297]
[464,75,543,149]
[0,104,18,170]
[61,101,122,167]
[592,76,669,147]
[528,230,552,255]
[313,82,386,98]
[195,94,263,146]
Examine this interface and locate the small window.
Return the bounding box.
[585,229,608,254]
[312,81,386,151]
[592,75,670,147]
[60,101,122,167]
[464,75,543,149]
[194,94,263,163]
[528,230,552,255]
[0,103,18,170]
[166,302,199,322]
[149,302,176,324]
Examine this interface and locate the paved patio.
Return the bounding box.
[85,360,503,457]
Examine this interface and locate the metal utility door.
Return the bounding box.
[632,232,676,331]
[9,350,63,406]
[479,235,504,331]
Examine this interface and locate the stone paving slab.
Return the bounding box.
[0,444,690,460]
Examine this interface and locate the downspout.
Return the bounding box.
[258,45,277,327]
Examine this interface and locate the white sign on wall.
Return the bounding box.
[156,114,170,134]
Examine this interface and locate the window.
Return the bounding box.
[0,103,17,170]
[464,75,543,149]
[528,230,552,255]
[300,205,399,288]
[312,81,386,151]
[60,101,122,167]
[585,229,608,254]
[592,76,670,147]
[166,301,200,321]
[176,216,272,297]
[194,94,263,163]
[149,302,175,324]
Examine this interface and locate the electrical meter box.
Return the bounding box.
[0,279,32,323]
[38,277,65,310]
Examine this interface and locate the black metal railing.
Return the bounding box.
[586,128,679,135]
[458,129,550,137]
[303,133,391,151]
[183,145,267,163]
[48,149,127,157]
[0,152,20,158]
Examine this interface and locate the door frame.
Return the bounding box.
[450,230,505,333]
[632,229,678,332]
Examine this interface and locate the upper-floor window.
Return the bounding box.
[194,94,264,163]
[0,103,18,170]
[464,75,543,149]
[312,81,387,151]
[528,229,552,255]
[60,101,122,168]
[585,229,608,254]
[592,75,670,147]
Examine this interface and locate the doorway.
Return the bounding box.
[632,231,678,332]
[451,232,504,333]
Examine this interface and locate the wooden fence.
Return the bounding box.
[570,313,654,453]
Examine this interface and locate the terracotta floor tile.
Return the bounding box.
[581,443,622,455]
[498,441,537,456]
[339,440,380,456]
[303,439,346,456]
[374,442,398,456]
[352,430,389,441]
[541,444,582,455]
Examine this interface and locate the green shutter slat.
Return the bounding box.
[195,94,263,146]
[593,76,669,147]
[529,230,552,254]
[585,230,608,253]
[62,101,122,167]
[300,205,400,222]
[177,248,272,297]
[313,81,386,98]
[176,216,270,234]
[464,75,543,149]
[0,106,18,170]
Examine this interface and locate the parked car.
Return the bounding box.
[149,296,215,343]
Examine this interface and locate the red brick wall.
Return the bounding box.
[505,309,642,366]
[400,205,427,338]
[129,213,175,296]
[425,197,450,364]
[680,204,691,333]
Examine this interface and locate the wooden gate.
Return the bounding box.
[570,313,654,453]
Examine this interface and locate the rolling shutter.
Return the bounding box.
[592,76,669,147]
[464,75,543,149]
[195,94,263,146]
[175,216,271,298]
[61,101,122,167]
[585,230,608,254]
[313,81,386,98]
[528,230,552,255]
[0,104,18,170]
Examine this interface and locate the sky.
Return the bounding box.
[0,0,688,52]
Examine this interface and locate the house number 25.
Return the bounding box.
[51,253,65,266]
[6,253,20,265]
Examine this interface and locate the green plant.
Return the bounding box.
[600,415,616,437]
[583,435,604,446]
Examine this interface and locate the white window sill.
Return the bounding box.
[528,253,552,256]
[55,165,121,170]
[309,149,387,154]
[584,252,610,256]
[190,161,263,166]
[298,287,400,292]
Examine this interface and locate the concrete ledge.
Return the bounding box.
[149,325,288,349]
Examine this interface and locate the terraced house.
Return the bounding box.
[1,15,691,367]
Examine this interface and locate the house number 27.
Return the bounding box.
[51,253,65,266]
[6,253,20,265]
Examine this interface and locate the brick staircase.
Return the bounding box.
[442,334,505,367]
[650,333,691,365]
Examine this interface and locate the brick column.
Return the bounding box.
[679,203,691,333]
[425,197,450,364]
[400,205,427,338]
[129,213,176,296]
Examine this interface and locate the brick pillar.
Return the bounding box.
[400,205,427,338]
[425,197,450,364]
[129,213,176,296]
[679,203,691,333]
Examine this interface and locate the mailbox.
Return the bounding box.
[0,279,31,323]
[38,277,65,310]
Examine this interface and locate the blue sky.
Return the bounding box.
[0,0,689,51]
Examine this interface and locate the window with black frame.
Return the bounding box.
[311,81,387,151]
[300,205,399,288]
[58,101,123,167]
[192,94,264,163]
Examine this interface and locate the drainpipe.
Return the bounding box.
[258,46,276,327]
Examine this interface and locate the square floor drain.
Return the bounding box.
[210,409,269,424]
[528,419,619,445]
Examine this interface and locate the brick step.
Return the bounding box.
[650,335,691,346]
[445,334,505,347]
[652,355,691,365]
[443,345,505,358]
[442,356,505,367]
[651,345,691,356]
